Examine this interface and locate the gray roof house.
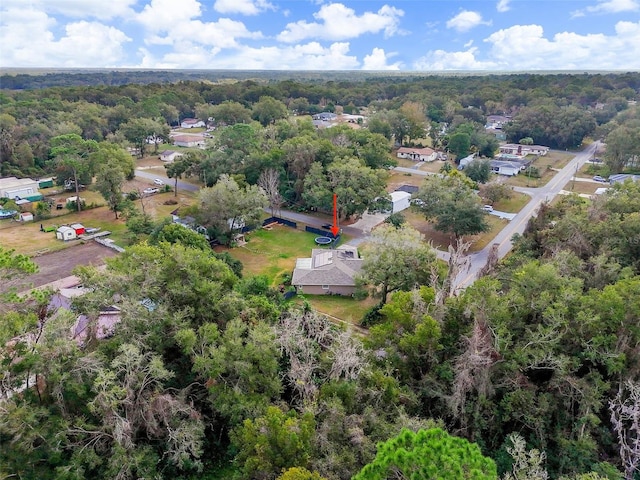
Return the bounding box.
[490,160,521,176]
[609,174,640,184]
[292,245,362,295]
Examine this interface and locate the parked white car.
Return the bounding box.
[153,178,164,185]
[483,205,494,212]
[143,187,160,195]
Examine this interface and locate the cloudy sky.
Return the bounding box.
[1,0,639,70]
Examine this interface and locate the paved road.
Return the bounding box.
[452,141,601,292]
[135,169,200,193]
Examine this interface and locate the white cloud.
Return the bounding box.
[136,0,262,49]
[362,48,402,70]
[446,10,492,33]
[137,0,203,29]
[497,0,511,12]
[277,3,404,43]
[414,48,496,70]
[135,41,361,70]
[213,0,275,15]
[1,0,137,20]
[414,20,640,70]
[0,8,130,67]
[573,0,639,16]
[484,22,640,70]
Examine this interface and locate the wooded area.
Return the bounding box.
[1,72,639,479]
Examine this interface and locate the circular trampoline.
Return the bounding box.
[315,236,333,245]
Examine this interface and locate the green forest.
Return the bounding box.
[1,72,640,479]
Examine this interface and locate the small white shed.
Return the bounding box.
[56,226,77,241]
[390,191,412,213]
[19,212,34,222]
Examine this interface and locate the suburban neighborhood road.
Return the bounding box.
[452,141,601,292]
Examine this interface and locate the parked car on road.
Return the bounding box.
[593,175,607,182]
[143,187,160,195]
[153,178,164,185]
[483,205,494,212]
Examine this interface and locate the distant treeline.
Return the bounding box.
[2,69,640,90]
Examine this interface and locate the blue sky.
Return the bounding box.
[1,0,639,70]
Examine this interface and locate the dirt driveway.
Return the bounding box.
[9,242,119,292]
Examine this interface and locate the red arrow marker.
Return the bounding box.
[331,193,339,237]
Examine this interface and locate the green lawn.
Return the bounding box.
[493,192,530,212]
[224,226,335,285]
[299,294,378,326]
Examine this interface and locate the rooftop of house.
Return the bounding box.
[173,134,205,142]
[397,146,435,155]
[0,176,38,189]
[292,246,362,286]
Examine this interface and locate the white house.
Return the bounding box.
[458,154,476,169]
[56,226,77,241]
[609,174,640,184]
[0,177,40,200]
[396,147,438,162]
[173,135,205,148]
[499,144,549,157]
[159,150,183,162]
[390,191,411,213]
[180,118,205,128]
[490,160,521,176]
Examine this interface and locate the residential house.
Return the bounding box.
[396,147,438,162]
[312,112,337,122]
[609,174,640,184]
[499,144,549,157]
[292,245,363,296]
[173,135,205,148]
[490,160,521,176]
[458,153,476,169]
[390,191,411,213]
[159,150,183,162]
[180,118,205,128]
[0,177,41,201]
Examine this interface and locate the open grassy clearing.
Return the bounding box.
[386,171,426,192]
[402,207,508,252]
[0,180,196,256]
[493,191,530,212]
[298,294,378,326]
[561,180,601,196]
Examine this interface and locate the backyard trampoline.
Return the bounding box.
[315,236,333,245]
